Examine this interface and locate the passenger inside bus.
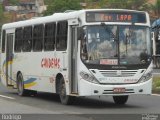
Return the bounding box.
[88,30,108,61]
[88,31,99,51]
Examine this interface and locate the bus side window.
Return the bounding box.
[2,30,6,53]
[15,28,23,52]
[33,24,44,51]
[44,22,56,51]
[56,21,68,51]
[23,26,32,52]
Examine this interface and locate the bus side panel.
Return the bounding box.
[12,52,57,93]
[37,52,57,93]
[54,51,69,94]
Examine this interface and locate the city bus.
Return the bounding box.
[152,19,160,68]
[0,9,152,105]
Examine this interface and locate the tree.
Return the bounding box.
[44,0,82,16]
[105,0,148,10]
[150,0,160,18]
[0,3,4,21]
[83,0,150,11]
[9,0,19,5]
[84,0,106,8]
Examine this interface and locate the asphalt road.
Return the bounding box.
[0,83,160,120]
[0,70,159,120]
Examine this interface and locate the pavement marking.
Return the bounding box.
[0,94,15,100]
[152,94,160,97]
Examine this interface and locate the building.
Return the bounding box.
[148,0,156,4]
[35,0,46,14]
[5,6,18,11]
[15,0,46,21]
[3,0,46,21]
[2,0,9,10]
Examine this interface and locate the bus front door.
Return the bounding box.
[70,26,78,94]
[6,33,14,86]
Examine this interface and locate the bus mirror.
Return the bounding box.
[151,32,156,56]
[68,18,79,25]
[151,32,155,41]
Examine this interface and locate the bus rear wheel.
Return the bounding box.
[59,78,75,105]
[17,73,28,96]
[113,95,129,105]
[17,73,37,96]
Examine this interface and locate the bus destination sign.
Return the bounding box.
[86,11,146,23]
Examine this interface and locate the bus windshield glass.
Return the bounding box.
[81,25,151,65]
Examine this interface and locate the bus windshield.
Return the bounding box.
[81,25,151,65]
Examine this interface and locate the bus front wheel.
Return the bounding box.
[113,95,129,105]
[59,78,75,105]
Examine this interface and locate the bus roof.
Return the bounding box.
[2,9,148,30]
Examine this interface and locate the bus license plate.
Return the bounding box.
[113,88,125,93]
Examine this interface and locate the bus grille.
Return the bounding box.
[99,70,138,77]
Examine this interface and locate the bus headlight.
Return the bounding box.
[80,71,99,84]
[139,72,152,83]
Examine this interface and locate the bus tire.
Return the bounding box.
[113,95,128,105]
[59,78,75,105]
[17,73,28,96]
[29,90,37,96]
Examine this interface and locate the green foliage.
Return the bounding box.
[9,0,19,5]
[105,0,148,10]
[0,3,3,21]
[85,0,107,8]
[44,0,54,5]
[84,0,150,11]
[44,0,82,15]
[151,0,160,17]
[0,4,12,25]
[153,77,160,93]
[153,77,160,88]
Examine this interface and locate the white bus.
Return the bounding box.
[0,9,152,105]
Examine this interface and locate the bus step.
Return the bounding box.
[7,85,14,88]
[12,85,17,89]
[12,87,17,89]
[70,93,79,96]
[7,83,17,89]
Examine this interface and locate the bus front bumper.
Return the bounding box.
[78,79,152,96]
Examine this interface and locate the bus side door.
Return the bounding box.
[6,32,14,86]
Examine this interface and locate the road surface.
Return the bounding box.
[0,82,160,120]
